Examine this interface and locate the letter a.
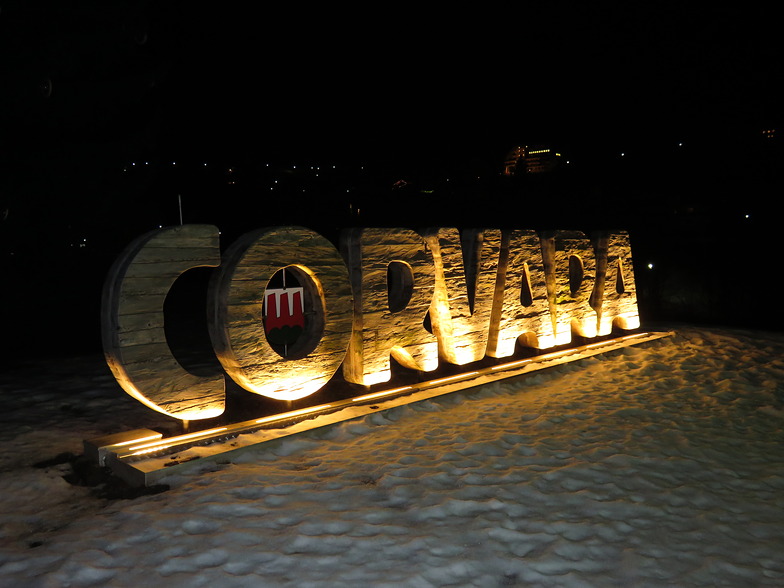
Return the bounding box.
[486,230,555,357]
[592,231,640,335]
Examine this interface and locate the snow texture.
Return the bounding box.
[2,326,784,586]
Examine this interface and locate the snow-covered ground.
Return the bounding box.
[2,325,784,587]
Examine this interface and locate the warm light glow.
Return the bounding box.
[596,232,640,334]
[255,404,332,424]
[487,230,554,358]
[453,348,482,366]
[120,383,225,421]
[108,433,164,448]
[427,372,479,386]
[360,370,397,387]
[536,350,568,361]
[425,228,501,366]
[351,387,414,402]
[94,330,672,488]
[103,226,641,422]
[209,227,353,401]
[101,225,225,420]
[341,228,439,386]
[490,359,532,371]
[127,427,229,455]
[542,232,600,343]
[622,332,648,340]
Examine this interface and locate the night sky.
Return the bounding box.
[1,4,782,358]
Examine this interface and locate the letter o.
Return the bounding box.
[208,227,353,401]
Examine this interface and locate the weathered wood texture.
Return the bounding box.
[102,225,642,419]
[424,228,502,365]
[593,231,640,334]
[487,230,554,357]
[340,228,438,385]
[541,230,599,343]
[208,227,353,401]
[101,225,225,420]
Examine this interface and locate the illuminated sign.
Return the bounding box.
[101,226,639,421]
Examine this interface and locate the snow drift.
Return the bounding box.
[1,326,784,586]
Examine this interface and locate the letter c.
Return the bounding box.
[101,225,225,420]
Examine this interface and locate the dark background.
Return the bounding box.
[1,3,782,361]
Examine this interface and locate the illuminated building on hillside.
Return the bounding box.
[503,145,562,175]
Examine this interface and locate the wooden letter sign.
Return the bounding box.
[102,226,639,421]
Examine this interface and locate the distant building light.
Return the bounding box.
[503,145,563,175]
